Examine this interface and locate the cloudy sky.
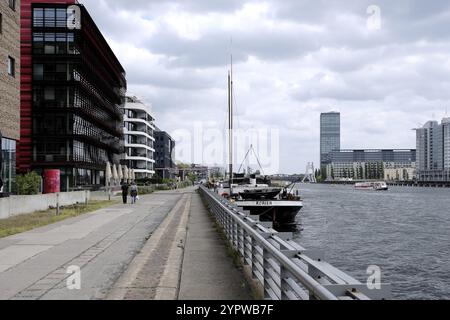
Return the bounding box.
[81,0,450,174]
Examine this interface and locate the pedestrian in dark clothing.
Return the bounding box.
[121,182,129,204]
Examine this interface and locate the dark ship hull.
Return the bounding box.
[236,200,303,227]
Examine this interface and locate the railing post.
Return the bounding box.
[280,265,288,300]
[251,236,257,279]
[241,228,246,261]
[262,248,269,299]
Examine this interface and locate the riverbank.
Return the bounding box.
[317,181,450,188]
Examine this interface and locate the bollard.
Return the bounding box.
[56,193,60,215]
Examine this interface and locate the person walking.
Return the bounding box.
[121,181,129,204]
[130,182,138,204]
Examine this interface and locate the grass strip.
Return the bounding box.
[0,200,120,239]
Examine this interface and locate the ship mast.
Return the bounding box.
[228,56,234,189]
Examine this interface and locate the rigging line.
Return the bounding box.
[252,145,266,176]
[237,145,253,174]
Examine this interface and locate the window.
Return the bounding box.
[9,0,16,11]
[33,32,77,55]
[44,33,56,54]
[44,8,56,27]
[33,33,44,54]
[33,8,44,27]
[33,64,44,80]
[56,9,67,27]
[8,57,15,77]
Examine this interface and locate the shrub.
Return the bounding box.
[16,172,41,195]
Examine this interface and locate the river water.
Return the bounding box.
[293,184,450,300]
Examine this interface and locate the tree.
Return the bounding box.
[16,172,41,195]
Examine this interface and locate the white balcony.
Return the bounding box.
[124,128,156,141]
[125,155,156,163]
[124,117,156,131]
[125,143,155,153]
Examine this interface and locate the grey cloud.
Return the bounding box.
[78,0,450,173]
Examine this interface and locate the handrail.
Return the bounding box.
[199,185,391,300]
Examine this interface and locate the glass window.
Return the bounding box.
[9,0,16,10]
[56,33,67,54]
[56,8,66,27]
[33,32,44,54]
[1,138,17,194]
[44,64,56,81]
[44,87,55,100]
[56,64,67,81]
[33,8,44,27]
[44,33,56,54]
[33,86,45,108]
[44,8,56,27]
[33,64,44,80]
[55,87,68,108]
[67,33,76,54]
[8,56,15,77]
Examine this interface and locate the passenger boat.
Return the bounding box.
[354,181,389,191]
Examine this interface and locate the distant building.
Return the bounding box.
[326,149,416,181]
[189,164,209,182]
[0,0,20,194]
[416,118,450,182]
[17,1,127,191]
[122,96,156,180]
[208,166,225,180]
[320,112,340,170]
[155,128,176,180]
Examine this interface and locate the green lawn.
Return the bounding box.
[0,200,120,239]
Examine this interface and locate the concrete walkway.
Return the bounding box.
[178,192,252,300]
[0,187,252,300]
[108,189,252,300]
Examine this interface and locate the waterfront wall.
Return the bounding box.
[0,191,90,219]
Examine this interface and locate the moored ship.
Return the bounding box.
[216,175,303,228]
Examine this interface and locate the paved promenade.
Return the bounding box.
[0,187,251,300]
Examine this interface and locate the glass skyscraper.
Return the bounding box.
[320,112,341,168]
[416,118,450,182]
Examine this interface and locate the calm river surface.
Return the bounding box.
[293,184,450,300]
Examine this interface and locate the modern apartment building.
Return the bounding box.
[17,1,126,191]
[416,118,450,182]
[320,112,340,169]
[122,96,155,179]
[0,0,20,194]
[155,128,176,180]
[325,149,416,181]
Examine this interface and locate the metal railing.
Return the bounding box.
[199,185,391,300]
